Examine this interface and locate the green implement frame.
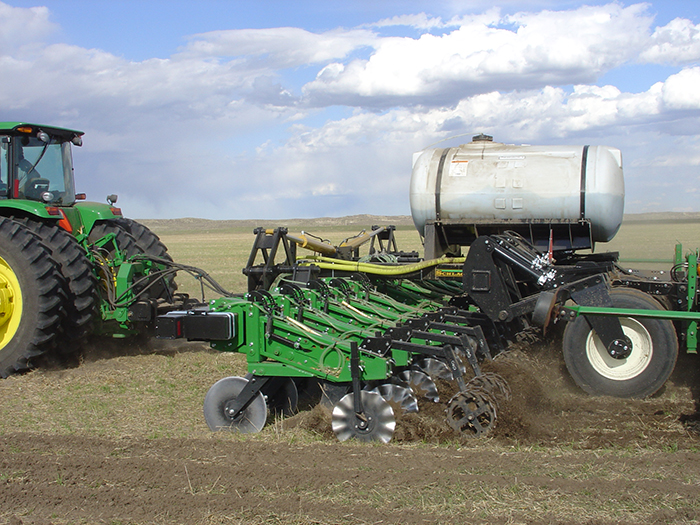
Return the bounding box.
[560,244,700,354]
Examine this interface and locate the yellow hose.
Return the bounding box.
[296,256,465,276]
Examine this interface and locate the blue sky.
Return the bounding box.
[1,1,700,220]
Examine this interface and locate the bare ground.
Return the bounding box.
[1,334,700,525]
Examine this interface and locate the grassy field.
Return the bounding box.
[606,218,700,267]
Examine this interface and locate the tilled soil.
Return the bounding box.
[1,337,700,524]
[3,432,700,525]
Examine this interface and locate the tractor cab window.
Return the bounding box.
[0,137,8,197]
[13,135,76,205]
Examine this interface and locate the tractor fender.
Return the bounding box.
[73,201,123,236]
[0,200,61,221]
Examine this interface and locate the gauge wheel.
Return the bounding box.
[203,376,268,433]
[562,287,678,398]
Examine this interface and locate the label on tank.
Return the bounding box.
[449,159,468,177]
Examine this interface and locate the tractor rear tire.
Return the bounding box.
[562,287,678,398]
[89,219,175,302]
[0,218,65,377]
[116,218,176,298]
[88,220,144,302]
[12,218,97,350]
[88,220,142,260]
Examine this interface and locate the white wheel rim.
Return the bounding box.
[585,317,653,381]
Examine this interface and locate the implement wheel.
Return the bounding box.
[0,218,65,377]
[203,376,267,433]
[562,287,678,398]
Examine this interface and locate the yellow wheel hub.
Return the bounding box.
[0,256,22,350]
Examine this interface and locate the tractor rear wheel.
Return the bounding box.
[562,287,678,398]
[89,219,175,302]
[12,218,97,351]
[0,218,65,377]
[116,218,176,298]
[88,220,141,260]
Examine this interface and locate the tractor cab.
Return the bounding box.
[0,122,82,207]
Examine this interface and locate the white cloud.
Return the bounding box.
[0,2,56,52]
[369,13,446,30]
[640,16,700,64]
[660,67,700,109]
[178,27,377,68]
[302,3,653,108]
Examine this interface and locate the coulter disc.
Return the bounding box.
[368,383,419,414]
[331,391,396,443]
[203,376,267,433]
[417,357,453,381]
[400,369,439,402]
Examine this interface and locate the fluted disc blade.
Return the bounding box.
[400,369,439,402]
[332,391,396,443]
[417,357,453,381]
[369,383,419,414]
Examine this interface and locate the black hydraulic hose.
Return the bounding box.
[109,254,236,307]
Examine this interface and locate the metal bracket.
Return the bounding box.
[224,375,271,420]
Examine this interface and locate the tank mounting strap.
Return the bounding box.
[580,145,589,220]
[434,148,452,221]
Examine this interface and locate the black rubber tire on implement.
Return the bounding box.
[0,218,65,377]
[12,218,97,350]
[115,218,176,299]
[562,287,678,398]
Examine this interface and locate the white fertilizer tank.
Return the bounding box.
[410,135,624,248]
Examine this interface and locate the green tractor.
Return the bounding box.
[0,122,177,377]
